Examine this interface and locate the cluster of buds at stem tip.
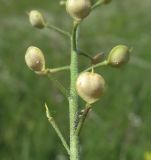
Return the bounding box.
[76,72,105,104]
[66,0,91,21]
[107,45,130,67]
[28,10,46,29]
[25,46,46,72]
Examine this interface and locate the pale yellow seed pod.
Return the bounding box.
[107,45,130,67]
[66,0,91,21]
[29,10,45,29]
[25,46,45,72]
[76,72,105,104]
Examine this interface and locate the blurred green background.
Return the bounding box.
[0,0,151,160]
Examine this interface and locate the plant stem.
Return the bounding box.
[69,21,80,160]
[77,49,93,60]
[45,103,70,155]
[47,74,69,98]
[47,65,70,73]
[91,0,105,10]
[75,104,91,136]
[46,24,71,37]
[35,66,70,75]
[35,66,69,97]
[84,60,109,72]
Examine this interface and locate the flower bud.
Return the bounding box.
[76,72,105,104]
[25,46,45,72]
[107,45,130,67]
[29,10,46,29]
[66,0,91,21]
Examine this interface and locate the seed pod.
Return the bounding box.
[76,72,105,104]
[29,10,45,29]
[107,45,130,67]
[25,46,45,72]
[66,0,91,21]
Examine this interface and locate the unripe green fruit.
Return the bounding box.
[25,46,45,72]
[66,0,91,21]
[29,10,45,29]
[76,72,105,104]
[108,45,130,67]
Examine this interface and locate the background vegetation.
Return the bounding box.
[0,0,151,159]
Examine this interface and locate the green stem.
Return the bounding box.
[35,66,69,97]
[47,65,70,73]
[47,74,69,98]
[45,104,70,155]
[91,0,105,10]
[77,49,93,60]
[75,104,91,136]
[46,24,71,37]
[69,21,80,160]
[84,60,109,72]
[35,66,70,75]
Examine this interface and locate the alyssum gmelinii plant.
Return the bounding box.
[25,0,131,159]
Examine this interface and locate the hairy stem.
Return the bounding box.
[69,21,80,160]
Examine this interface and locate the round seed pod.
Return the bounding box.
[66,0,91,21]
[76,72,105,104]
[29,10,45,29]
[107,45,130,67]
[25,46,45,72]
